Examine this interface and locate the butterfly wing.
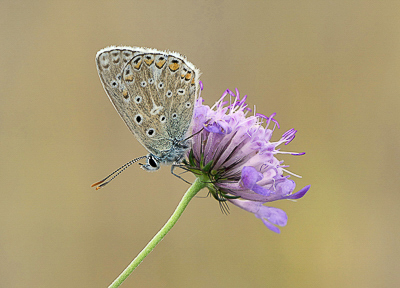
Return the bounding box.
[96,46,200,157]
[156,51,200,142]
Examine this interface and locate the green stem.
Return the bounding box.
[108,176,207,288]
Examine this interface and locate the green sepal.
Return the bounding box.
[188,149,196,167]
[202,160,214,173]
[220,192,241,200]
[210,169,218,176]
[206,185,227,202]
[207,184,219,200]
[200,153,205,169]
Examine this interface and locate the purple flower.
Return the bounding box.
[184,84,310,233]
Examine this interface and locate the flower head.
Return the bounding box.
[183,84,310,233]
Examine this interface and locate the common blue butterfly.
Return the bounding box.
[92,46,201,189]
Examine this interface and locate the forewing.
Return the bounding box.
[96,46,200,156]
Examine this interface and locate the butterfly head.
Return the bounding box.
[141,139,190,171]
[141,154,161,171]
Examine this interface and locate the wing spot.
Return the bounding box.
[122,51,133,63]
[135,114,143,125]
[166,90,173,98]
[123,65,134,81]
[132,56,143,70]
[146,128,155,137]
[177,89,185,95]
[160,115,166,123]
[155,55,166,69]
[185,71,192,81]
[185,102,191,108]
[172,113,178,119]
[150,99,163,115]
[123,90,129,99]
[148,78,154,84]
[99,54,110,68]
[144,55,154,66]
[111,51,120,63]
[135,95,142,104]
[169,59,180,72]
[181,67,188,78]
[158,82,164,89]
[140,81,147,87]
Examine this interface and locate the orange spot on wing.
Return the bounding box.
[155,59,166,68]
[124,75,134,81]
[169,62,180,72]
[133,58,143,70]
[144,57,154,66]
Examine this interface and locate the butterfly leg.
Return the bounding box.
[171,164,192,185]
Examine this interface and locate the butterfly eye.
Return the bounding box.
[135,95,142,104]
[177,89,185,95]
[185,102,191,108]
[140,81,147,87]
[166,90,172,98]
[172,113,177,119]
[158,82,164,89]
[148,78,154,84]
[159,115,166,123]
[135,114,143,125]
[148,155,158,168]
[146,128,155,137]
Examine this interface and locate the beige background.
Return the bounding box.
[1,1,399,287]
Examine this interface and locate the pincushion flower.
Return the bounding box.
[183,87,310,233]
[100,83,310,287]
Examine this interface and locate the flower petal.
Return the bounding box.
[240,166,263,189]
[284,185,311,200]
[240,166,273,196]
[275,179,296,195]
[256,206,287,233]
[228,198,261,214]
[251,184,272,196]
[260,218,282,233]
[256,206,287,226]
[228,199,287,233]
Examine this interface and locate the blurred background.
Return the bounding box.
[1,1,399,287]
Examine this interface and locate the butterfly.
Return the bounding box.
[92,46,201,189]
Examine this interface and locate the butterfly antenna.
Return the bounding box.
[182,127,204,142]
[91,156,147,190]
